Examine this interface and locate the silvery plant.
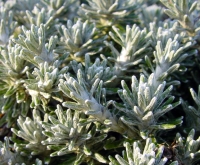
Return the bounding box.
[0,0,200,164]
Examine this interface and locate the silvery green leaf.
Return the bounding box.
[114,73,181,138]
[94,153,108,164]
[14,24,58,66]
[108,138,176,165]
[57,20,105,60]
[172,129,200,164]
[0,9,17,47]
[80,0,141,26]
[106,24,152,75]
[160,0,200,37]
[11,109,47,156]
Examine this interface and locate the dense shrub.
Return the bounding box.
[0,0,200,164]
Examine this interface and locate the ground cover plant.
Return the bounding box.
[0,0,200,164]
